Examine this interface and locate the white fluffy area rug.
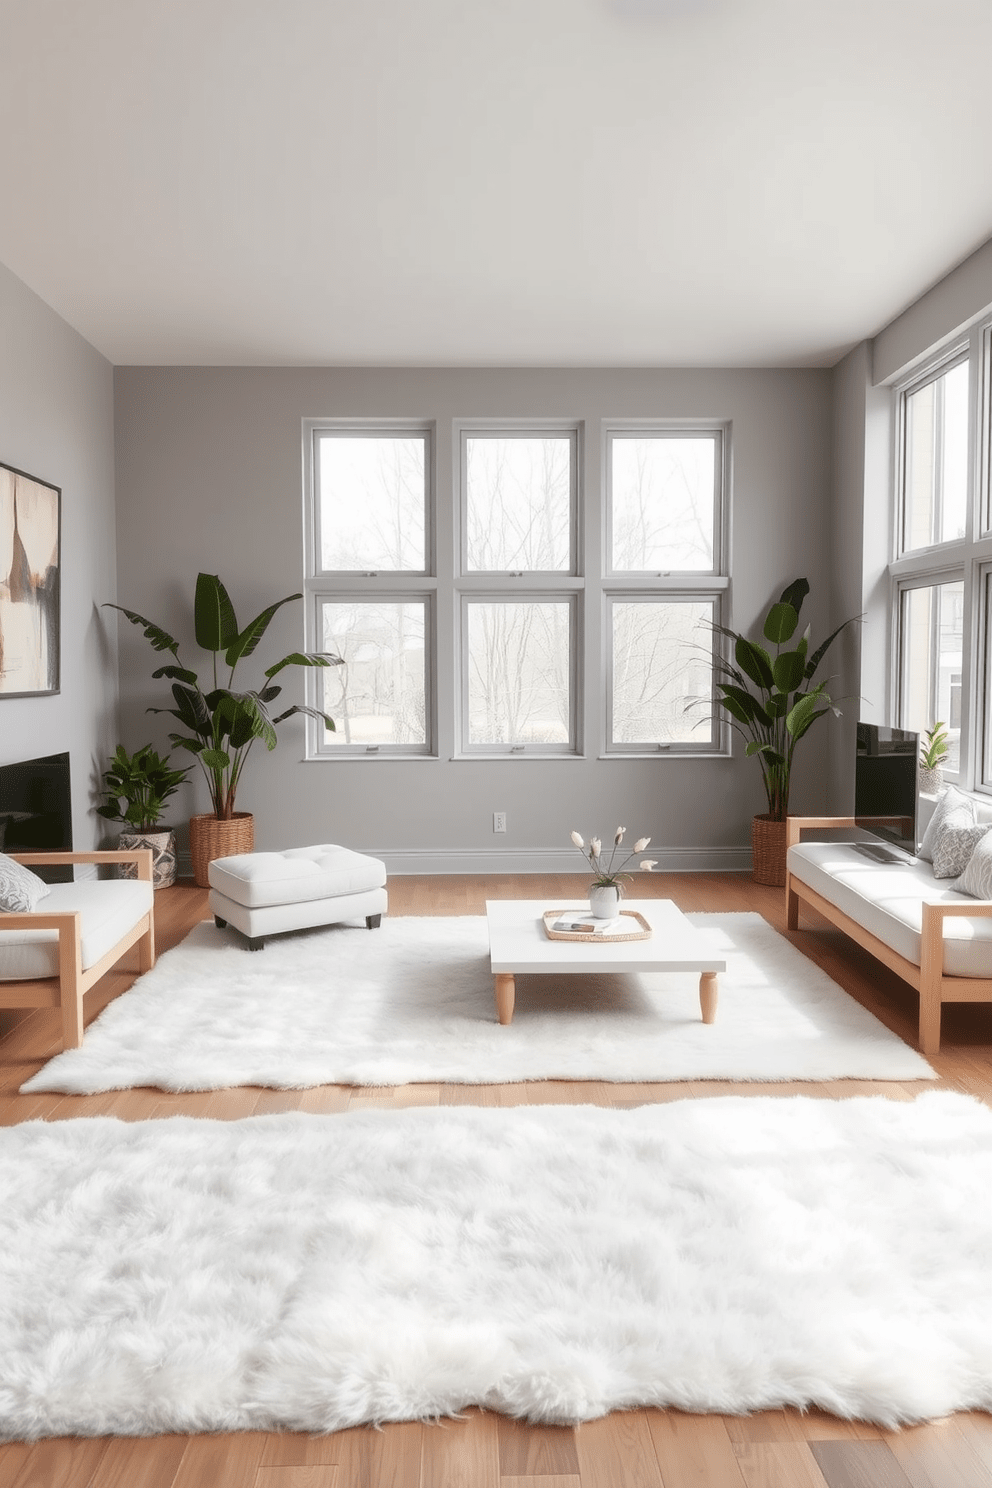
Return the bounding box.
[21,912,934,1095]
[2,1091,991,1439]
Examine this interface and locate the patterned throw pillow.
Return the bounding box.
[931,818,992,879]
[0,852,50,912]
[952,830,992,899]
[919,785,977,862]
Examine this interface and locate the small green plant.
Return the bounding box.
[97,744,190,831]
[920,723,950,770]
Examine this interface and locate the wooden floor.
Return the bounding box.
[3,871,992,1488]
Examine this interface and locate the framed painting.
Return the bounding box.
[0,462,61,697]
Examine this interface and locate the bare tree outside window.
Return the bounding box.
[611,599,715,746]
[318,434,427,572]
[610,435,716,572]
[320,601,427,747]
[465,435,572,572]
[466,601,571,747]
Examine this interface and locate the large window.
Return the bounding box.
[458,427,580,754]
[306,424,434,756]
[891,322,992,789]
[604,426,726,753]
[898,580,964,773]
[304,417,729,760]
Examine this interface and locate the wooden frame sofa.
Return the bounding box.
[0,850,155,1050]
[786,817,992,1055]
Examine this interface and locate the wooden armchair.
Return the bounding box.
[0,850,155,1050]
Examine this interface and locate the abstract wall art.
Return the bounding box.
[0,463,61,697]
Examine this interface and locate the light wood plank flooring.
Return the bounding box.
[2,871,991,1488]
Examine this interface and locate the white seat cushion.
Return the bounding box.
[0,880,153,981]
[207,845,386,909]
[788,842,992,978]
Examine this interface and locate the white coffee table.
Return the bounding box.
[486,899,727,1026]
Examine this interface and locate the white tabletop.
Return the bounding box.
[486,899,727,976]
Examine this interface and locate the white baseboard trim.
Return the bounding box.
[178,846,753,877]
[371,847,753,875]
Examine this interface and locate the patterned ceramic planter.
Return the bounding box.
[118,829,178,889]
[919,766,943,796]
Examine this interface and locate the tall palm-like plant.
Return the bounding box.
[712,578,858,821]
[108,573,341,819]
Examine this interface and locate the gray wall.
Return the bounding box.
[874,237,992,385]
[828,342,894,811]
[0,261,118,849]
[113,366,837,872]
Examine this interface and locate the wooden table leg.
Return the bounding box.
[494,973,515,1025]
[699,972,718,1024]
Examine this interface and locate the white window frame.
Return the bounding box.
[606,591,723,755]
[302,415,732,764]
[459,591,581,756]
[303,419,437,758]
[602,421,730,757]
[458,424,580,578]
[889,320,992,792]
[605,423,725,578]
[454,420,583,757]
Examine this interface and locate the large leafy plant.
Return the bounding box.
[713,578,858,822]
[108,573,340,820]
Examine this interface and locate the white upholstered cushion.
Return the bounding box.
[0,880,153,981]
[207,845,387,909]
[787,841,992,977]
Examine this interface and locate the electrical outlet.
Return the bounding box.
[493,811,507,833]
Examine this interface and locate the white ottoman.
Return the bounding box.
[207,844,388,950]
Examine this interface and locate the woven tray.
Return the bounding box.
[543,909,652,943]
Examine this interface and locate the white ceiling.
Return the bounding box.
[1,0,991,368]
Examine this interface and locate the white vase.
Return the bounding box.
[589,883,621,919]
[919,766,943,796]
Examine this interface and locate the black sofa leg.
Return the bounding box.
[246,935,264,951]
[214,915,227,929]
[366,914,382,929]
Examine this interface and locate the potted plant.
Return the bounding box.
[709,578,859,887]
[919,723,950,795]
[569,827,657,917]
[108,573,341,887]
[96,744,190,888]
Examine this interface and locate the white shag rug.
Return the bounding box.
[2,1091,991,1438]
[21,912,934,1094]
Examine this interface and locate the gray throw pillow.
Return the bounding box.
[0,852,50,912]
[919,786,976,863]
[931,818,991,880]
[952,830,992,899]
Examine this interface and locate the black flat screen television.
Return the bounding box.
[854,723,919,858]
[0,751,72,882]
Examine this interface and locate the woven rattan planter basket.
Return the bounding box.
[751,812,787,887]
[189,812,254,888]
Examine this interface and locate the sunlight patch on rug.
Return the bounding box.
[21,912,934,1093]
[1,1092,990,1439]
